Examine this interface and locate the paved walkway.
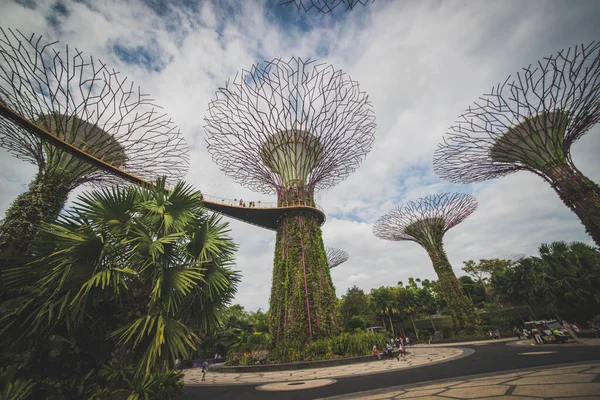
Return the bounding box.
[184,347,465,386]
[319,362,600,399]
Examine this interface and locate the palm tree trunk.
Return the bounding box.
[429,315,436,332]
[525,303,538,320]
[381,316,386,330]
[515,309,526,325]
[387,309,395,336]
[410,315,419,340]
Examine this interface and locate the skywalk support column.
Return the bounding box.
[204,57,376,350]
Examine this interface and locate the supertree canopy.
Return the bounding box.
[326,247,349,269]
[0,28,188,257]
[433,41,600,247]
[280,0,374,13]
[204,57,375,347]
[500,253,527,264]
[373,193,478,330]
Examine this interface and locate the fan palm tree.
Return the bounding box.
[0,178,240,398]
[537,241,600,312]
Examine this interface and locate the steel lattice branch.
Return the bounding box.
[204,56,376,196]
[279,0,374,13]
[433,41,600,184]
[500,253,527,263]
[326,247,348,269]
[0,28,189,187]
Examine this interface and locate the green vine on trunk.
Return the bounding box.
[269,211,338,350]
[0,170,72,258]
[545,162,600,247]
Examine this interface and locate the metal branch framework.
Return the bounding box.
[280,0,374,13]
[373,193,478,330]
[373,193,478,246]
[433,41,600,247]
[0,28,189,188]
[326,247,348,269]
[0,29,188,257]
[500,253,527,263]
[204,56,375,203]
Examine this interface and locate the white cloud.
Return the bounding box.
[1,0,599,310]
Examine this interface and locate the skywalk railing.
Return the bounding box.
[202,194,324,213]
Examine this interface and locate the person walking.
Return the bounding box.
[201,360,208,381]
[513,327,522,339]
[396,338,406,361]
[531,327,543,345]
[385,341,393,359]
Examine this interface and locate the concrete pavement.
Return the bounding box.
[181,340,600,399]
[319,362,600,399]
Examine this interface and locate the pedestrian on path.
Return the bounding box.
[396,340,406,361]
[385,342,394,359]
[201,360,208,381]
[372,345,381,360]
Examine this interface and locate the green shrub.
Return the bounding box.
[269,332,389,363]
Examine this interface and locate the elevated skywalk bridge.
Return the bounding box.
[0,104,326,231]
[201,195,325,231]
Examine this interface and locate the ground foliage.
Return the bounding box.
[331,241,600,339]
[227,332,389,365]
[0,178,240,399]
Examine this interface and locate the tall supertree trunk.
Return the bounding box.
[544,162,600,247]
[0,170,71,258]
[269,212,337,348]
[424,246,477,331]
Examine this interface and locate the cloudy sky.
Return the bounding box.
[1,0,599,311]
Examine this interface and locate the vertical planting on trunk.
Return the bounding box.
[0,170,71,257]
[269,212,337,349]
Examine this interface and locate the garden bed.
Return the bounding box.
[210,350,407,373]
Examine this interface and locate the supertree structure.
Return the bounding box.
[373,193,478,330]
[0,28,188,257]
[280,0,374,13]
[500,253,527,264]
[204,57,375,346]
[433,41,600,247]
[326,247,349,269]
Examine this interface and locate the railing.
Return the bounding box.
[202,194,324,213]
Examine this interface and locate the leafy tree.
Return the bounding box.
[0,178,240,398]
[370,286,397,335]
[396,283,419,340]
[462,258,510,304]
[489,257,542,309]
[339,286,370,332]
[536,241,600,314]
[417,279,442,332]
[196,305,274,359]
[458,275,486,308]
